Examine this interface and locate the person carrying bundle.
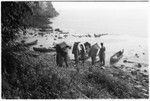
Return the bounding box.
[89,43,100,65]
[55,42,70,67]
[72,42,80,65]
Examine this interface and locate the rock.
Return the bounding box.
[142,73,148,78]
[120,65,125,69]
[101,66,105,69]
[131,70,137,76]
[142,80,148,86]
[141,89,148,93]
[135,81,141,85]
[135,53,139,58]
[29,33,33,35]
[144,70,147,72]
[123,60,127,63]
[137,63,142,68]
[21,40,25,43]
[134,85,143,89]
[139,93,149,98]
[121,75,126,79]
[144,79,149,83]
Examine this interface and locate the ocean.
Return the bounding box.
[50,2,148,64]
[23,2,148,65]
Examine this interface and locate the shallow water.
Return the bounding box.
[22,2,149,65]
[50,2,148,64]
[25,32,148,65]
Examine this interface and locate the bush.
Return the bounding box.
[86,71,132,98]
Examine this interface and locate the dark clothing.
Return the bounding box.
[99,46,105,66]
[80,47,85,64]
[100,54,105,65]
[63,54,68,67]
[56,53,63,67]
[91,56,96,65]
[89,43,100,65]
[72,42,80,64]
[62,48,69,67]
[56,45,63,67]
[55,44,68,67]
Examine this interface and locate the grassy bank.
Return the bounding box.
[2,44,149,99]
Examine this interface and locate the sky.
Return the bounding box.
[52,2,148,37]
[52,2,148,10]
[51,0,148,1]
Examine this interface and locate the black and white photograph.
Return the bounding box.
[1,0,149,99]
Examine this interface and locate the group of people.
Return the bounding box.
[55,42,106,67]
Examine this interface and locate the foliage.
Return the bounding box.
[2,52,68,99]
[86,71,133,98]
[1,1,58,45]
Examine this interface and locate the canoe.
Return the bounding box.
[110,49,124,64]
[24,40,38,46]
[33,47,55,52]
[58,37,63,39]
[94,34,101,38]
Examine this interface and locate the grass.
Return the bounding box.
[2,49,69,99]
[85,68,145,99]
[2,44,149,99]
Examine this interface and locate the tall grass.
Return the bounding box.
[86,70,141,98]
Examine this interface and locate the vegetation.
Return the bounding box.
[1,1,60,99]
[1,1,148,99]
[1,1,58,45]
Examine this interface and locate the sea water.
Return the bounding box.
[24,2,148,65]
[50,2,148,64]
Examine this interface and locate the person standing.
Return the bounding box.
[79,44,85,65]
[55,43,69,67]
[55,44,63,67]
[62,46,69,67]
[89,43,100,65]
[99,43,106,66]
[72,42,80,65]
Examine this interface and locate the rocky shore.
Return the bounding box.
[2,26,149,99]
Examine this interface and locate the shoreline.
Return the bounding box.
[2,25,149,98]
[18,26,149,64]
[2,48,149,98]
[16,26,149,79]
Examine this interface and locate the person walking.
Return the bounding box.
[99,43,106,66]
